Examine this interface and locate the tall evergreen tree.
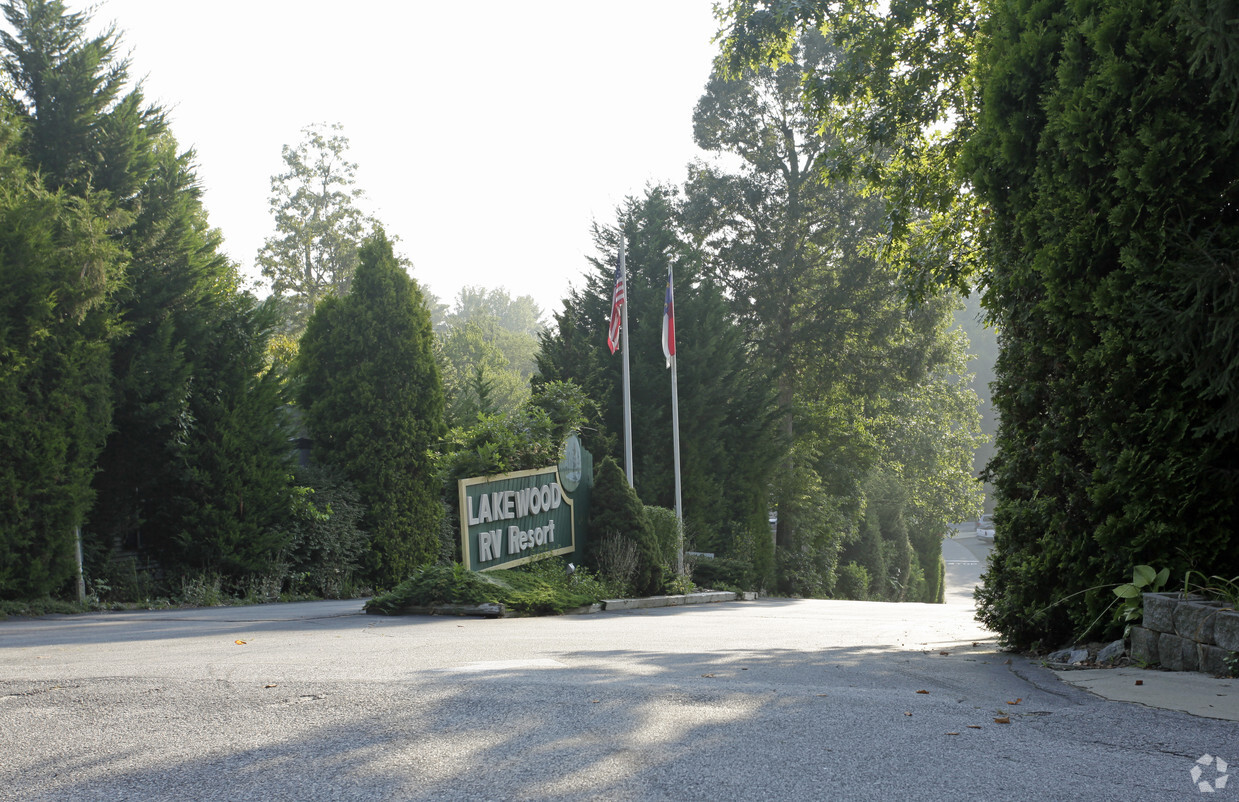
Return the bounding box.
[153,295,294,576]
[0,114,120,598]
[2,0,296,586]
[967,0,1239,647]
[297,228,446,588]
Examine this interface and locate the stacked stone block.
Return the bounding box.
[1131,593,1239,675]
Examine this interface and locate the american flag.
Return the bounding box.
[607,254,625,354]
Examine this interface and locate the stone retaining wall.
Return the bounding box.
[1131,592,1239,675]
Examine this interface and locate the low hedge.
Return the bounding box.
[365,561,605,616]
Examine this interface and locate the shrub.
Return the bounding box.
[281,464,369,599]
[365,559,603,616]
[692,556,757,592]
[594,534,641,597]
[835,562,870,601]
[178,572,224,607]
[645,505,682,571]
[586,457,662,595]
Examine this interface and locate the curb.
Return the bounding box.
[368,602,504,618]
[377,591,757,618]
[602,591,756,611]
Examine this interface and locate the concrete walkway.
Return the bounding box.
[946,532,1239,722]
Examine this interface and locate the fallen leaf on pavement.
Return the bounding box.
[947,732,960,735]
[904,712,913,716]
[701,673,716,678]
[967,725,983,729]
[1135,680,1143,686]
[234,640,246,645]
[993,716,1011,724]
[916,690,930,694]
[939,651,951,656]
[1006,698,1022,705]
[264,684,278,689]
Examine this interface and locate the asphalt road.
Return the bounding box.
[1,543,1235,801]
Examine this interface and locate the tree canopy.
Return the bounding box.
[258,123,373,335]
[436,287,544,426]
[684,29,982,596]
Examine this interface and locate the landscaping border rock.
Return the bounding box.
[1141,592,1179,634]
[1130,626,1159,665]
[1173,599,1226,644]
[1215,610,1239,653]
[1141,593,1239,677]
[1198,643,1232,677]
[1157,632,1200,672]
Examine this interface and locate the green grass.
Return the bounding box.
[0,597,87,619]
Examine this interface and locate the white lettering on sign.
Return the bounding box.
[472,483,563,528]
[478,529,505,562]
[466,476,567,566]
[505,519,556,557]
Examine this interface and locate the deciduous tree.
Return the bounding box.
[258,123,372,335]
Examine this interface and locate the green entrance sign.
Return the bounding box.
[458,465,576,571]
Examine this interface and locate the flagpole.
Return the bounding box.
[670,351,683,573]
[667,264,684,574]
[620,237,634,487]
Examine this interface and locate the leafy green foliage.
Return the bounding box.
[297,228,446,589]
[436,289,544,427]
[714,0,983,298]
[691,556,759,593]
[644,505,681,575]
[280,464,369,598]
[835,562,871,601]
[442,381,594,483]
[1114,565,1170,628]
[257,123,373,335]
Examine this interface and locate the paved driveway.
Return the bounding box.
[0,553,1234,800]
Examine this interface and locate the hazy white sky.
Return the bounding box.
[88,1,725,317]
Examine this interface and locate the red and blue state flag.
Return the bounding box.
[662,269,676,368]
